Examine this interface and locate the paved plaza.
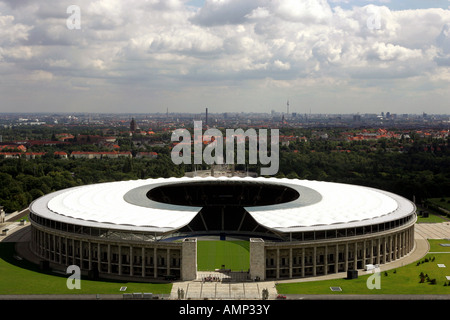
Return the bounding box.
[415,222,450,240]
[171,277,278,300]
[170,271,277,300]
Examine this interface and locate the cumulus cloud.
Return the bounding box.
[435,23,450,66]
[0,13,33,44]
[0,0,449,113]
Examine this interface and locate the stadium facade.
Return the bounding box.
[28,176,416,281]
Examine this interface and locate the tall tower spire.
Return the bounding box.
[130,117,136,132]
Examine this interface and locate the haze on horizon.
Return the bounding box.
[0,0,449,115]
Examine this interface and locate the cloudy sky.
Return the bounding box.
[0,0,450,115]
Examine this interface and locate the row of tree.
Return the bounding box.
[1,127,449,213]
[275,149,450,203]
[0,154,185,212]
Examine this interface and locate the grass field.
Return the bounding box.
[416,204,450,223]
[3,236,450,296]
[276,239,450,295]
[0,242,172,295]
[0,240,251,295]
[197,240,249,271]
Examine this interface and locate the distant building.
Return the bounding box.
[0,144,27,152]
[353,115,361,122]
[71,151,132,159]
[54,151,68,159]
[55,133,75,141]
[75,135,116,145]
[130,118,137,132]
[135,151,158,159]
[0,152,46,159]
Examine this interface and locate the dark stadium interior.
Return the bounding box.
[147,181,299,234]
[177,206,267,233]
[146,181,299,207]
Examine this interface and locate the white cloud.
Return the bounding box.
[0,13,33,44]
[26,69,54,81]
[273,0,333,23]
[273,60,291,70]
[0,0,449,113]
[370,42,422,61]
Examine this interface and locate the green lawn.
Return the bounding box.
[197,240,249,271]
[417,213,448,223]
[416,205,449,223]
[277,239,450,295]
[4,236,450,296]
[0,242,172,295]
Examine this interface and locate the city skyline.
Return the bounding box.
[0,0,449,115]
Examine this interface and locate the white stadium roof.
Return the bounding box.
[30,176,416,234]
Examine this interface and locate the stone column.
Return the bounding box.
[344,243,348,272]
[72,239,76,264]
[53,235,56,262]
[250,238,265,281]
[301,247,305,277]
[335,244,339,274]
[0,206,4,224]
[118,245,122,276]
[43,233,47,259]
[181,238,197,281]
[409,228,412,252]
[402,231,406,257]
[276,248,280,279]
[289,247,293,278]
[64,237,68,264]
[142,247,145,277]
[388,236,392,262]
[130,246,134,276]
[313,246,316,276]
[394,234,398,260]
[107,244,111,273]
[153,247,157,278]
[97,243,101,273]
[370,239,374,264]
[88,241,92,270]
[79,240,83,266]
[362,240,366,268]
[384,237,387,264]
[59,236,62,264]
[377,238,381,265]
[167,248,171,276]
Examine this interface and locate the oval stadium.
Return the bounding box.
[28,176,417,281]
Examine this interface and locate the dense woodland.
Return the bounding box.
[1,126,449,213]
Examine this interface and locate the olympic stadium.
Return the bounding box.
[28,176,416,281]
